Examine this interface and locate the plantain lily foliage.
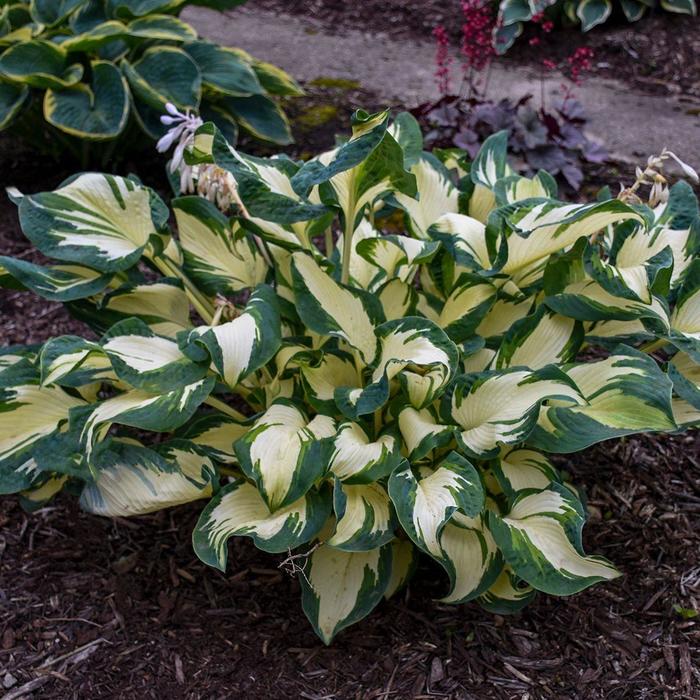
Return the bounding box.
[0,0,300,157]
[1,110,699,644]
[496,0,696,53]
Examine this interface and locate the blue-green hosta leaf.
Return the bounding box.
[328,481,396,551]
[30,0,86,26]
[438,275,497,343]
[106,0,182,17]
[668,260,700,360]
[127,14,197,41]
[577,0,613,30]
[122,46,201,111]
[393,154,459,239]
[173,196,268,295]
[384,538,418,600]
[493,21,523,55]
[59,21,128,52]
[176,412,249,463]
[80,438,216,517]
[0,40,83,89]
[80,378,214,460]
[44,61,129,140]
[470,131,511,189]
[493,306,584,370]
[477,565,536,613]
[489,483,620,595]
[498,198,644,288]
[184,284,281,389]
[660,0,696,13]
[193,480,329,569]
[292,251,380,366]
[329,421,401,484]
[18,173,167,273]
[0,256,112,302]
[446,367,582,458]
[300,541,393,644]
[184,41,263,97]
[234,400,336,511]
[388,453,484,558]
[529,348,676,453]
[219,93,293,145]
[619,0,646,21]
[669,352,700,410]
[249,58,304,97]
[0,82,28,129]
[101,318,208,392]
[335,316,459,419]
[397,405,455,461]
[491,448,561,499]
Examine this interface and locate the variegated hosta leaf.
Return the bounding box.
[491,448,561,498]
[102,318,208,392]
[668,352,700,410]
[0,256,113,302]
[299,350,361,414]
[184,284,281,389]
[355,234,440,290]
[173,196,267,295]
[438,274,497,343]
[668,259,700,360]
[438,511,502,603]
[477,565,536,614]
[234,400,336,511]
[470,131,512,189]
[328,481,396,551]
[193,480,329,569]
[493,306,583,370]
[80,378,215,460]
[300,542,393,644]
[292,251,380,366]
[0,370,85,493]
[529,348,676,453]
[384,538,418,600]
[393,154,459,239]
[493,172,558,206]
[376,278,417,321]
[446,367,582,458]
[93,278,192,337]
[672,397,700,429]
[498,198,644,288]
[80,439,216,517]
[20,474,69,513]
[39,336,114,388]
[398,405,455,461]
[388,453,484,558]
[429,213,493,272]
[489,483,620,595]
[176,412,249,463]
[329,421,402,484]
[18,174,167,272]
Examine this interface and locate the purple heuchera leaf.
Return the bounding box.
[582,139,608,164]
[561,163,584,190]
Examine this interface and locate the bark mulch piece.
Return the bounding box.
[254,0,700,99]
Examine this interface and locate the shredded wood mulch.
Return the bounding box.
[0,110,699,699]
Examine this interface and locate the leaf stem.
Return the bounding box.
[640,338,667,354]
[204,395,248,422]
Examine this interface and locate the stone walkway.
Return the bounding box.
[183,5,700,169]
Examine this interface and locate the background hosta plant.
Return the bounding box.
[0,0,300,162]
[496,0,697,53]
[1,110,699,644]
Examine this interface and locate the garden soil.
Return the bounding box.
[1,80,699,699]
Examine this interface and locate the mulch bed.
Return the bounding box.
[253,0,700,99]
[1,91,699,698]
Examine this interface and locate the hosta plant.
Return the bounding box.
[496,0,697,53]
[0,0,300,161]
[1,110,699,644]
